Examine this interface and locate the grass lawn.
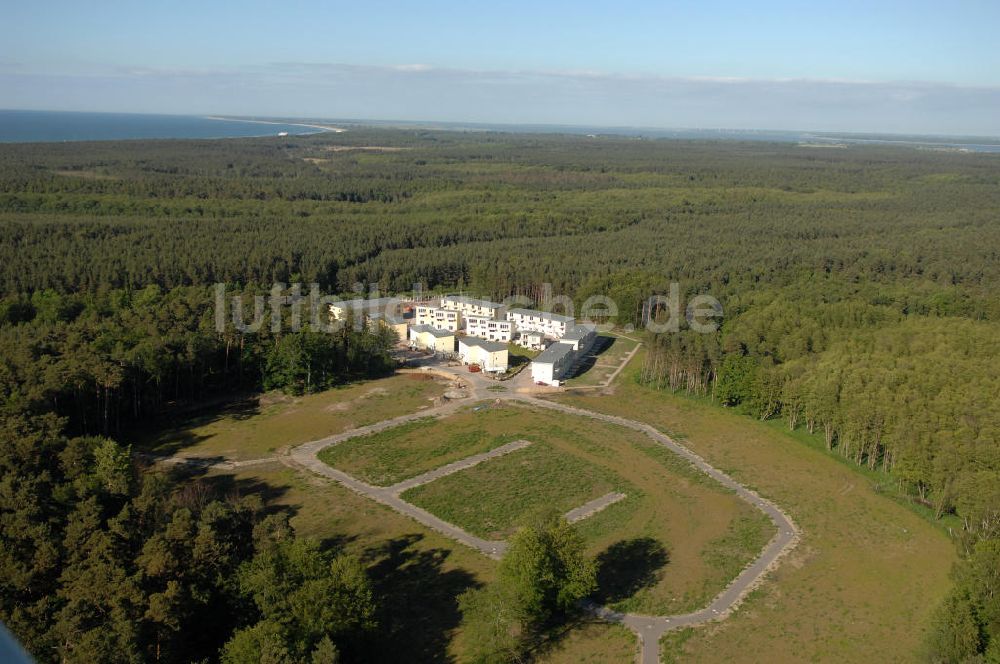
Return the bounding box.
[529,621,637,663]
[553,351,957,663]
[507,343,541,361]
[400,402,773,615]
[402,439,621,539]
[130,373,446,461]
[318,408,523,486]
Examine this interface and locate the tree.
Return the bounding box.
[498,518,596,624]
[222,535,376,662]
[456,584,524,664]
[458,517,596,662]
[715,354,757,408]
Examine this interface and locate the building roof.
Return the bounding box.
[367,311,405,324]
[561,323,597,340]
[442,295,504,310]
[534,342,573,364]
[507,308,575,324]
[410,324,454,339]
[332,296,399,311]
[459,337,508,353]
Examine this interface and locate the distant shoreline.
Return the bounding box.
[205,116,345,134]
[0,110,347,143]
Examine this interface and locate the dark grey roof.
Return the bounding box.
[534,342,573,364]
[562,323,597,340]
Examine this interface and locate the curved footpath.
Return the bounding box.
[286,368,801,664]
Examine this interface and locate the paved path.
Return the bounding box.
[285,363,800,664]
[388,439,532,492]
[286,388,511,558]
[564,491,627,523]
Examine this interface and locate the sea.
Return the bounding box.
[2,109,999,152]
[0,110,331,143]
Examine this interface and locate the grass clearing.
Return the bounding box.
[318,410,522,486]
[403,440,621,539]
[532,621,637,663]
[131,373,446,460]
[555,350,957,662]
[397,402,772,614]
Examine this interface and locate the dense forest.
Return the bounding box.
[1,129,998,661]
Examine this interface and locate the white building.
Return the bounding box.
[457,337,509,373]
[557,323,598,352]
[530,342,575,386]
[507,308,574,339]
[414,305,460,332]
[440,295,506,320]
[408,325,456,354]
[465,315,513,342]
[515,331,546,350]
[330,296,400,321]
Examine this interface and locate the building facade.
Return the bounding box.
[506,308,574,339]
[366,313,409,342]
[414,305,460,332]
[408,325,455,354]
[530,342,575,386]
[514,331,546,350]
[464,315,513,342]
[440,295,506,320]
[457,337,509,373]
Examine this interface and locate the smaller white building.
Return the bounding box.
[530,342,575,386]
[408,325,456,354]
[514,331,546,350]
[457,337,509,373]
[465,315,513,342]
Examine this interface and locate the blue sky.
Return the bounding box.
[2,0,999,135]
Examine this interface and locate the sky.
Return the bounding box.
[2,0,999,136]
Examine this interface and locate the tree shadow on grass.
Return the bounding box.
[361,534,480,663]
[163,463,295,520]
[594,537,670,603]
[125,395,263,457]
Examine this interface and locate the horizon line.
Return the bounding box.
[3,107,1000,143]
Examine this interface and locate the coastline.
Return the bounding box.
[204,116,345,135]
